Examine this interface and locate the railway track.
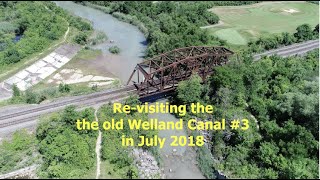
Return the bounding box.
[253,39,319,60]
[0,40,318,129]
[0,85,136,128]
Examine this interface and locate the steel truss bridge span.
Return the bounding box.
[127,46,234,97]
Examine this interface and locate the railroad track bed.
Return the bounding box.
[0,86,136,128]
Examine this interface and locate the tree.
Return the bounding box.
[281,32,295,45]
[25,90,38,104]
[177,74,203,104]
[313,24,319,37]
[12,84,20,97]
[58,83,71,93]
[294,24,313,42]
[74,32,88,45]
[108,46,120,54]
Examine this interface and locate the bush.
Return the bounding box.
[91,84,98,91]
[109,46,120,54]
[90,31,108,45]
[74,32,88,45]
[12,84,20,97]
[25,90,38,104]
[59,83,71,93]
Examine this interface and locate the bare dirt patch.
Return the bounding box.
[282,8,300,14]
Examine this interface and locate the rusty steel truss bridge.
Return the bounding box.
[127,46,234,97]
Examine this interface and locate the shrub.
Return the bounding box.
[12,84,20,97]
[59,83,71,93]
[74,32,88,45]
[25,90,38,104]
[109,46,120,54]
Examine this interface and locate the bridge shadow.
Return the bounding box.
[139,90,175,103]
[139,40,148,46]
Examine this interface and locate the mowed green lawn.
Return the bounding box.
[207,2,319,45]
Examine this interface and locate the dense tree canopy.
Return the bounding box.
[36,106,97,178]
[0,1,92,70]
[88,1,259,57]
[0,2,67,66]
[207,50,319,179]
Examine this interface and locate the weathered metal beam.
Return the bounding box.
[127,46,234,97]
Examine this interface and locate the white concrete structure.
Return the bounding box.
[3,44,81,91]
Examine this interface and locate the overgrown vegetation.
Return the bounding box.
[97,96,159,178]
[0,130,39,174]
[0,2,67,68]
[109,46,120,54]
[174,50,319,179]
[89,31,108,45]
[0,1,93,78]
[8,83,96,105]
[36,106,97,178]
[86,1,259,57]
[248,24,319,53]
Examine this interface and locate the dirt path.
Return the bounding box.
[94,109,102,179]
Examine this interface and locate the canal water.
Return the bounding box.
[55,1,147,84]
[148,99,205,179]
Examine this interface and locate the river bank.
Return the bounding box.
[55,1,147,84]
[148,99,205,179]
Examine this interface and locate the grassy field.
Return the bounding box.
[207,2,319,45]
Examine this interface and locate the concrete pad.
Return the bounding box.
[53,73,63,80]
[34,60,47,68]
[25,83,32,89]
[5,77,22,85]
[16,81,28,91]
[60,69,75,74]
[16,70,29,80]
[26,64,40,74]
[52,61,64,68]
[75,69,82,74]
[54,54,63,60]
[80,75,94,82]
[50,52,57,57]
[43,56,55,64]
[88,81,113,87]
[36,67,56,74]
[38,67,56,79]
[60,57,70,63]
[91,76,114,81]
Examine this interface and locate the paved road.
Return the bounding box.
[253,39,319,60]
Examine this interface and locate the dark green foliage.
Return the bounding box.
[248,23,318,53]
[25,90,38,104]
[12,84,20,97]
[207,50,319,178]
[0,1,93,68]
[313,24,319,37]
[89,1,228,57]
[0,130,38,174]
[0,2,68,66]
[36,107,97,178]
[58,83,71,93]
[108,45,120,54]
[74,32,88,45]
[97,96,157,178]
[294,24,314,42]
[176,74,203,104]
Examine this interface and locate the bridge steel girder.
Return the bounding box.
[127,46,234,97]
